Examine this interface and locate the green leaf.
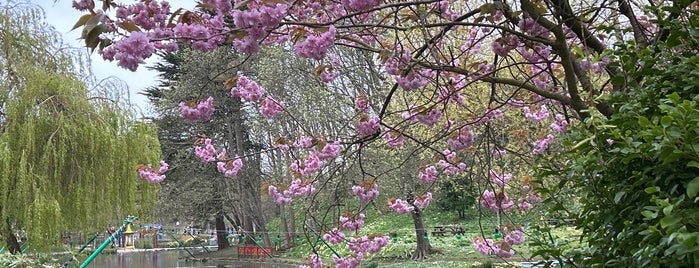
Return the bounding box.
[645,186,659,194]
[687,176,699,198]
[638,116,650,127]
[611,75,626,85]
[688,161,699,169]
[614,191,626,204]
[71,14,92,31]
[661,116,673,127]
[660,215,680,228]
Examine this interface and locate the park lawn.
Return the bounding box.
[268,209,583,267]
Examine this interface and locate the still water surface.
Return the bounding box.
[87,250,296,268]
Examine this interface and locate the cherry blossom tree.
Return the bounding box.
[70,0,688,266]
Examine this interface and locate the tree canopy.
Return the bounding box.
[0,1,161,252]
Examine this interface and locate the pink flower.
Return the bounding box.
[100,31,155,71]
[551,114,568,132]
[532,134,555,155]
[413,192,432,208]
[489,170,512,188]
[216,158,243,177]
[355,95,370,111]
[355,115,380,137]
[231,75,266,102]
[473,237,494,255]
[284,179,316,196]
[480,190,515,212]
[523,105,549,121]
[504,229,525,245]
[340,0,382,11]
[194,138,218,163]
[259,95,285,118]
[136,161,168,183]
[340,213,365,231]
[352,181,379,202]
[268,185,292,205]
[388,198,414,214]
[179,96,215,121]
[317,140,341,160]
[383,130,405,148]
[348,236,389,254]
[322,227,346,244]
[418,166,438,183]
[295,26,336,60]
[446,126,474,151]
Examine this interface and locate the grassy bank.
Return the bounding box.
[267,209,582,267]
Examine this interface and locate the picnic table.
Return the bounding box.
[431,225,464,236]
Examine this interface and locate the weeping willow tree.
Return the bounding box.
[0,1,160,253]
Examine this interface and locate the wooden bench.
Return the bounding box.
[431,225,464,236]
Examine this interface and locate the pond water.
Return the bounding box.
[87,250,297,268]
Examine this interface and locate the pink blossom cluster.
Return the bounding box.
[492,148,507,158]
[474,109,504,125]
[295,26,336,60]
[268,185,292,205]
[418,165,438,183]
[491,35,522,57]
[446,126,474,151]
[472,237,515,258]
[401,107,443,126]
[217,158,243,177]
[395,69,435,91]
[332,253,363,268]
[473,237,495,255]
[341,0,382,11]
[580,57,611,74]
[383,130,405,148]
[230,75,266,102]
[523,105,549,121]
[348,235,389,254]
[284,178,316,196]
[317,141,341,160]
[518,17,551,38]
[259,95,285,118]
[355,115,380,137]
[319,54,342,83]
[503,228,525,246]
[550,114,568,132]
[137,160,169,183]
[293,136,314,149]
[387,199,414,214]
[532,134,555,155]
[412,192,432,209]
[355,95,370,111]
[480,189,515,212]
[299,253,323,268]
[179,96,215,121]
[437,79,466,105]
[438,150,466,176]
[322,227,346,244]
[340,213,366,231]
[101,31,156,71]
[489,170,513,188]
[194,138,218,163]
[518,193,542,211]
[352,182,379,202]
[231,1,288,54]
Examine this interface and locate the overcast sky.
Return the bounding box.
[36,0,164,114]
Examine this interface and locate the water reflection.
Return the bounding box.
[88,250,295,268]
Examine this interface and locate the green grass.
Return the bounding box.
[267,209,582,267]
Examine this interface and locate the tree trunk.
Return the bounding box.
[215,213,229,250]
[288,203,297,245]
[280,204,289,248]
[4,219,21,254]
[411,206,430,260]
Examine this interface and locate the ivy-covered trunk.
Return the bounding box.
[3,219,21,254]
